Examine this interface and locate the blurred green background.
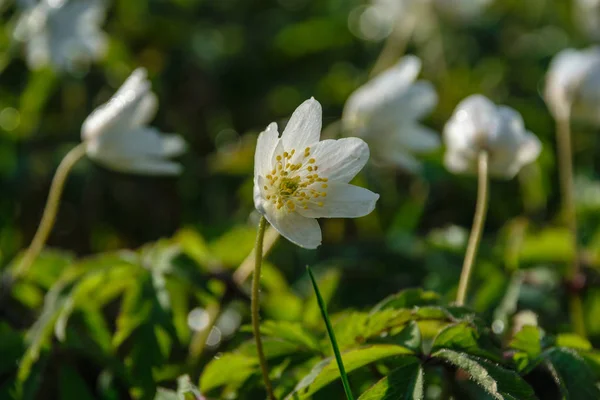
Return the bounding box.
[4,0,600,398]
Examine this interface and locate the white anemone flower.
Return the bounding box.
[342,55,440,172]
[254,98,380,249]
[14,0,107,71]
[81,68,186,175]
[545,47,600,125]
[443,95,541,179]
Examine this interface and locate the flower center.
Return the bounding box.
[263,146,329,212]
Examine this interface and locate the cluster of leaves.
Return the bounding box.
[201,289,600,399]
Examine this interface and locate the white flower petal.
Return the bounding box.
[393,123,441,153]
[254,122,279,178]
[398,80,438,120]
[296,182,379,219]
[82,69,154,141]
[309,138,370,183]
[281,98,322,150]
[343,55,421,124]
[93,156,183,176]
[377,147,423,172]
[444,150,474,175]
[262,203,322,249]
[517,132,542,168]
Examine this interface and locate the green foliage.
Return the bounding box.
[4,0,600,399]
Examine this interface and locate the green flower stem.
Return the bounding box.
[556,111,587,337]
[306,265,354,400]
[252,216,276,400]
[456,151,489,306]
[233,225,279,286]
[13,143,87,280]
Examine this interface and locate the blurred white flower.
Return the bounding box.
[342,55,440,172]
[354,0,492,41]
[574,0,600,41]
[443,95,541,178]
[254,98,379,249]
[82,68,187,175]
[545,47,600,124]
[14,0,107,71]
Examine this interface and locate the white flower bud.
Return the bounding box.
[545,47,600,124]
[444,95,541,179]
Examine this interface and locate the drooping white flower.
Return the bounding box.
[443,95,541,179]
[342,55,440,172]
[254,98,379,249]
[14,0,107,71]
[545,47,600,124]
[82,68,186,175]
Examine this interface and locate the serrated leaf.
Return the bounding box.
[391,321,422,353]
[433,349,537,400]
[287,345,413,399]
[509,326,543,372]
[510,326,542,357]
[357,356,424,400]
[543,347,600,400]
[431,322,501,361]
[199,353,258,393]
[371,289,440,313]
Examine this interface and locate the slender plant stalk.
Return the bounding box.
[556,110,587,337]
[13,143,87,280]
[306,265,354,400]
[456,151,489,306]
[252,216,276,400]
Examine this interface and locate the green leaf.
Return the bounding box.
[238,337,310,359]
[0,322,24,375]
[59,365,95,400]
[200,353,258,393]
[510,326,542,357]
[371,289,440,312]
[389,321,422,353]
[357,356,424,400]
[518,228,574,266]
[431,322,501,361]
[555,334,592,351]
[287,345,413,399]
[509,326,543,372]
[433,349,537,400]
[260,320,322,352]
[208,226,255,265]
[543,347,600,400]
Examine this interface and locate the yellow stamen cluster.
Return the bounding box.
[263,146,329,212]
